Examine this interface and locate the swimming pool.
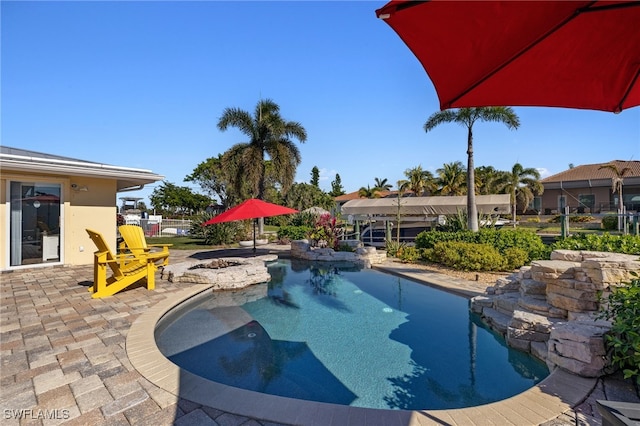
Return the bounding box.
[156,259,549,410]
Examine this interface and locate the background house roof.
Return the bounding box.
[542,160,640,183]
[1,146,164,191]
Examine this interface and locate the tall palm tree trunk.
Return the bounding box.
[467,129,478,232]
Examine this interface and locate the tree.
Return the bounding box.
[475,165,503,195]
[310,166,320,187]
[185,155,238,208]
[436,161,467,196]
[599,162,632,230]
[329,174,345,197]
[398,165,435,196]
[149,181,211,216]
[497,163,542,224]
[358,185,382,199]
[283,182,334,212]
[424,107,520,231]
[374,177,392,192]
[217,98,307,201]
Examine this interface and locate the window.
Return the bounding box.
[578,194,595,213]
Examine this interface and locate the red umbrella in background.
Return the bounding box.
[204,199,298,251]
[375,1,640,113]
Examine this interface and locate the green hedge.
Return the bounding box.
[431,242,504,271]
[551,233,640,255]
[415,229,548,262]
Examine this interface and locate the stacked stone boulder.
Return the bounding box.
[161,255,276,290]
[290,239,386,268]
[471,250,639,378]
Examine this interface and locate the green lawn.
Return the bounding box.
[147,236,232,250]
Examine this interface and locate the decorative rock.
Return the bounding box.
[493,275,520,294]
[290,240,386,268]
[161,255,277,290]
[518,265,532,280]
[547,292,598,312]
[480,307,511,335]
[547,321,610,377]
[520,278,547,296]
[470,295,493,314]
[493,293,520,316]
[470,249,636,381]
[518,295,551,314]
[530,341,548,362]
[510,310,554,334]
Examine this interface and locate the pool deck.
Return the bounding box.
[1,245,638,425]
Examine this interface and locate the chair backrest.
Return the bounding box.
[118,225,148,256]
[86,229,115,258]
[86,229,122,274]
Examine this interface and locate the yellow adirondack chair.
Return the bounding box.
[86,229,158,299]
[118,225,171,266]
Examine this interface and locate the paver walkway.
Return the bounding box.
[1,245,637,425]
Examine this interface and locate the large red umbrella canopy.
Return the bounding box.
[204,199,298,225]
[375,0,640,113]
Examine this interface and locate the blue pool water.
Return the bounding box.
[156,259,549,410]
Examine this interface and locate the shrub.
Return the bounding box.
[551,233,640,255]
[277,225,312,241]
[503,247,529,270]
[397,246,421,263]
[549,215,593,223]
[385,240,406,257]
[598,274,640,386]
[527,217,541,223]
[190,213,243,245]
[475,229,548,262]
[432,241,504,271]
[602,214,619,231]
[415,228,548,262]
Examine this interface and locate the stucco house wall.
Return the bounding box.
[1,147,164,271]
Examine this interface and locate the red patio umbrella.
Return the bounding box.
[375,1,640,113]
[204,199,298,251]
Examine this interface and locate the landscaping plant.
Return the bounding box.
[308,213,342,249]
[552,233,640,255]
[598,274,640,386]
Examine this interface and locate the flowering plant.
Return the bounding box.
[308,214,342,249]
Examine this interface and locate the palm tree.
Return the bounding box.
[374,177,393,192]
[424,107,520,231]
[217,99,307,201]
[475,165,503,195]
[497,163,542,225]
[398,165,435,196]
[599,162,632,230]
[358,185,382,199]
[436,161,467,196]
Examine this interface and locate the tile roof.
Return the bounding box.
[541,160,640,183]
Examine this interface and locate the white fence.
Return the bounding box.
[122,218,192,237]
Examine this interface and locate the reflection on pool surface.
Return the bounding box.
[156,259,549,410]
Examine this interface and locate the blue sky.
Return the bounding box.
[3,1,639,207]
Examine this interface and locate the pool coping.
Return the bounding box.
[127,275,597,426]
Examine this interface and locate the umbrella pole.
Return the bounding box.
[253,219,257,254]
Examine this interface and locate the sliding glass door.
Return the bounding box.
[9,181,61,266]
